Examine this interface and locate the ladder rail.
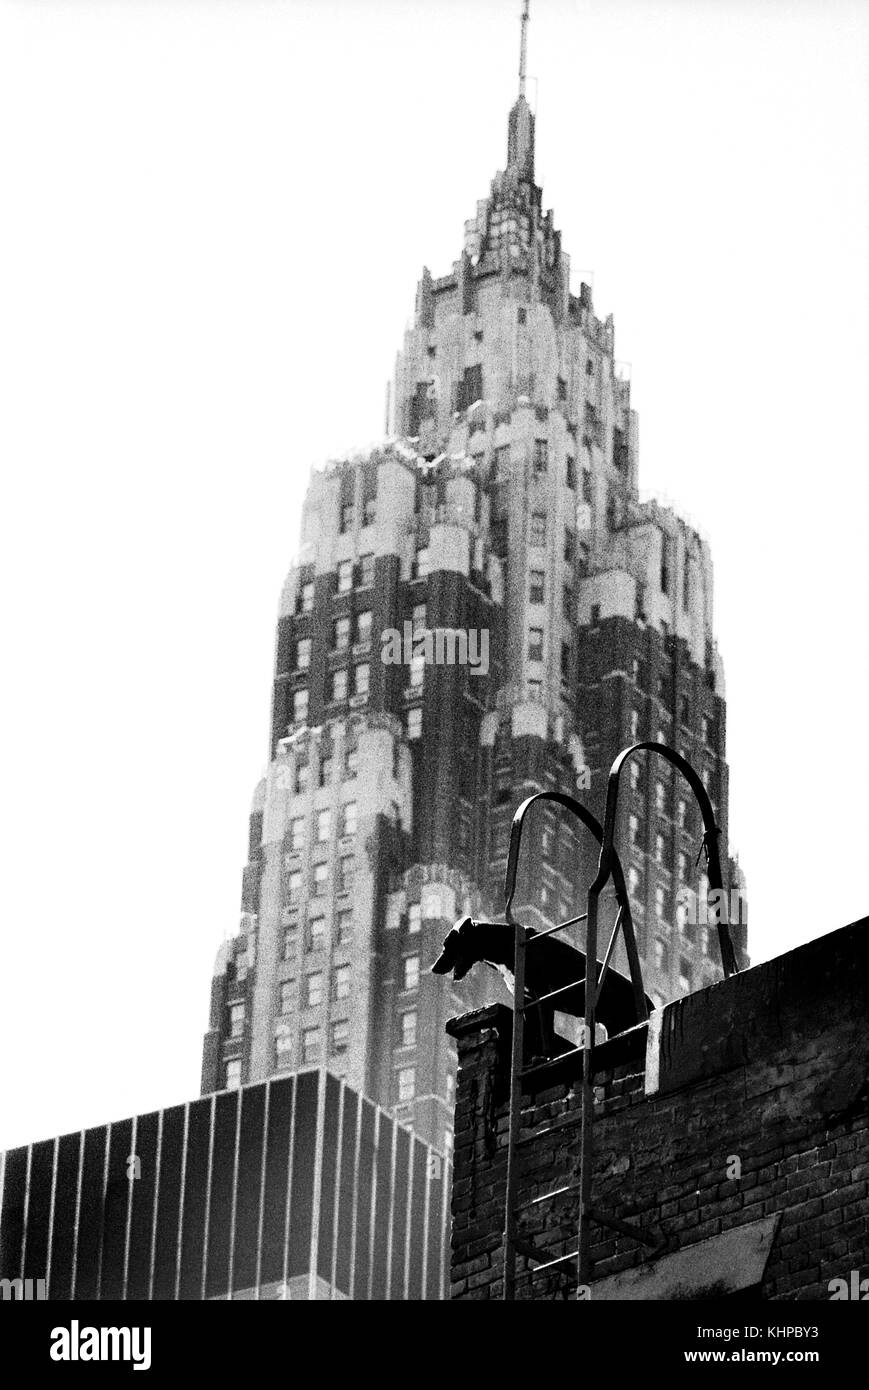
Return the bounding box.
[501,790,644,1300]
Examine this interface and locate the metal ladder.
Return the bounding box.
[501,746,741,1300]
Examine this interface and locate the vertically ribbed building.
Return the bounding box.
[201,9,748,1155]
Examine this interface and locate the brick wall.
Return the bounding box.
[447,916,869,1299]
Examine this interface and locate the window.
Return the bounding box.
[412,603,427,634]
[563,584,573,621]
[298,581,315,615]
[333,965,352,1001]
[340,502,355,534]
[655,832,666,865]
[338,855,355,894]
[630,761,640,792]
[585,358,594,377]
[359,553,375,588]
[344,746,358,779]
[295,637,311,671]
[529,569,545,604]
[677,797,688,829]
[679,957,692,992]
[333,615,351,650]
[655,780,666,814]
[354,664,369,699]
[316,808,331,843]
[678,851,688,882]
[407,902,421,934]
[702,715,711,746]
[342,802,357,837]
[655,885,666,919]
[397,1066,416,1103]
[530,511,547,546]
[308,916,326,952]
[415,548,430,579]
[289,816,305,853]
[330,1020,349,1056]
[517,306,527,325]
[337,560,353,594]
[409,653,425,689]
[629,708,639,740]
[566,455,576,490]
[628,866,641,901]
[403,955,420,991]
[629,813,640,849]
[653,938,669,972]
[356,610,372,645]
[564,527,575,563]
[533,438,548,474]
[305,973,324,1008]
[287,869,303,902]
[557,376,567,402]
[561,640,571,681]
[336,910,353,945]
[528,626,544,662]
[421,885,442,920]
[229,1003,245,1039]
[301,1027,321,1065]
[330,668,348,703]
[294,761,310,795]
[283,926,297,960]
[312,861,329,894]
[400,1011,417,1048]
[278,981,294,1015]
[319,756,333,788]
[225,1059,242,1091]
[407,707,422,740]
[274,1027,292,1065]
[293,689,309,724]
[364,497,377,527]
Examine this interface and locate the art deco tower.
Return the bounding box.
[201,7,748,1154]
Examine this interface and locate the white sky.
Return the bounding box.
[1,0,867,1150]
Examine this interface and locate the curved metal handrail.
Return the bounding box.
[503,789,647,1024]
[588,741,739,982]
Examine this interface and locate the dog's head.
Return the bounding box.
[431,916,476,981]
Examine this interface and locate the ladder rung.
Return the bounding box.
[522,914,587,944]
[514,1180,581,1213]
[518,978,584,1011]
[518,1044,585,1078]
[529,1250,579,1275]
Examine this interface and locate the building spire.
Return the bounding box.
[508,0,535,180]
[518,0,530,99]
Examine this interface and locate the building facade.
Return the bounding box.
[201,43,748,1153]
[0,1070,450,1301]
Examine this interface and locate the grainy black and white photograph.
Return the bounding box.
[1,0,868,1360]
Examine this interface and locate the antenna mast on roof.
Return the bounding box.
[519,0,530,99]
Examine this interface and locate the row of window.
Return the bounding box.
[285,856,356,900]
[275,1020,350,1069]
[283,908,353,957]
[338,498,377,533]
[295,554,376,614]
[294,610,373,669]
[278,966,352,1014]
[285,802,358,854]
[628,866,711,919]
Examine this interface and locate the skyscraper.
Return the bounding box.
[201,5,748,1155]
